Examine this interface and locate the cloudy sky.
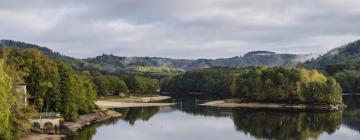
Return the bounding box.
[1,0,360,59]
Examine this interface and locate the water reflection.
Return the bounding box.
[114,107,160,125]
[232,109,341,140]
[74,96,360,140]
[343,95,360,133]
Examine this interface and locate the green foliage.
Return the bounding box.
[334,70,360,93]
[302,40,360,69]
[130,66,184,73]
[0,48,97,121]
[93,75,129,96]
[125,76,159,94]
[76,74,97,114]
[115,107,160,125]
[0,59,37,140]
[0,60,13,139]
[301,40,360,93]
[231,67,342,104]
[58,62,79,120]
[58,62,97,120]
[161,68,243,96]
[162,67,342,104]
[232,109,342,140]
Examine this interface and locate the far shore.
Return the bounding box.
[98,95,172,103]
[96,95,175,109]
[200,100,346,111]
[95,101,175,108]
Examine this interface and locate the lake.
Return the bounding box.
[72,95,360,140]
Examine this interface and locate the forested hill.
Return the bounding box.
[0,40,76,62]
[0,39,110,73]
[85,51,316,71]
[1,39,315,72]
[302,40,360,69]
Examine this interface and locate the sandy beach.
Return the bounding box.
[200,100,345,111]
[95,101,175,109]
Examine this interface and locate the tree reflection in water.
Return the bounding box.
[343,95,360,133]
[115,107,160,125]
[232,109,342,140]
[73,98,360,140]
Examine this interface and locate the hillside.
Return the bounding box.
[303,40,360,69]
[86,51,315,71]
[0,39,106,73]
[1,39,315,73]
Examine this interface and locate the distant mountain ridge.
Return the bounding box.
[86,51,315,71]
[1,39,316,72]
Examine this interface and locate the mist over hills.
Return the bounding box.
[0,40,316,71]
[303,40,360,69]
[0,39,323,73]
[86,51,316,71]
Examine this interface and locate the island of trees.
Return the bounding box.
[161,67,343,105]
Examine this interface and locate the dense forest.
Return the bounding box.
[0,40,180,80]
[231,67,342,104]
[303,40,360,93]
[232,109,341,140]
[160,67,243,96]
[0,48,160,139]
[161,67,343,104]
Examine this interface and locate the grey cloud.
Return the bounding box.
[0,0,360,59]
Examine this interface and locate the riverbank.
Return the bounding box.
[96,101,175,108]
[99,95,171,103]
[18,110,121,140]
[18,133,66,140]
[63,110,122,132]
[200,100,346,111]
[96,95,175,108]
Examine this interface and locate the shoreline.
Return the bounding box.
[95,101,176,109]
[18,133,66,140]
[96,95,175,109]
[99,95,172,103]
[200,100,346,111]
[18,110,121,140]
[63,110,122,132]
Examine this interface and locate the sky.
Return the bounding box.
[1,0,360,59]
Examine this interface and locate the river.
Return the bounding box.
[71,95,360,140]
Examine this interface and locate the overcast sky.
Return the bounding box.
[1,0,360,59]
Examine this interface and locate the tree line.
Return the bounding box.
[161,67,343,104]
[0,48,159,139]
[160,67,242,96]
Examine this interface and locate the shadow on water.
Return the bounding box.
[72,95,360,140]
[232,109,342,140]
[343,95,360,133]
[114,107,160,125]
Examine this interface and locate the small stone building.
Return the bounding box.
[14,84,27,109]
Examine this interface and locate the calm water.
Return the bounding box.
[73,96,360,140]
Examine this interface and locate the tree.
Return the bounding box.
[58,62,79,120]
[93,75,129,96]
[125,76,159,94]
[0,60,13,139]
